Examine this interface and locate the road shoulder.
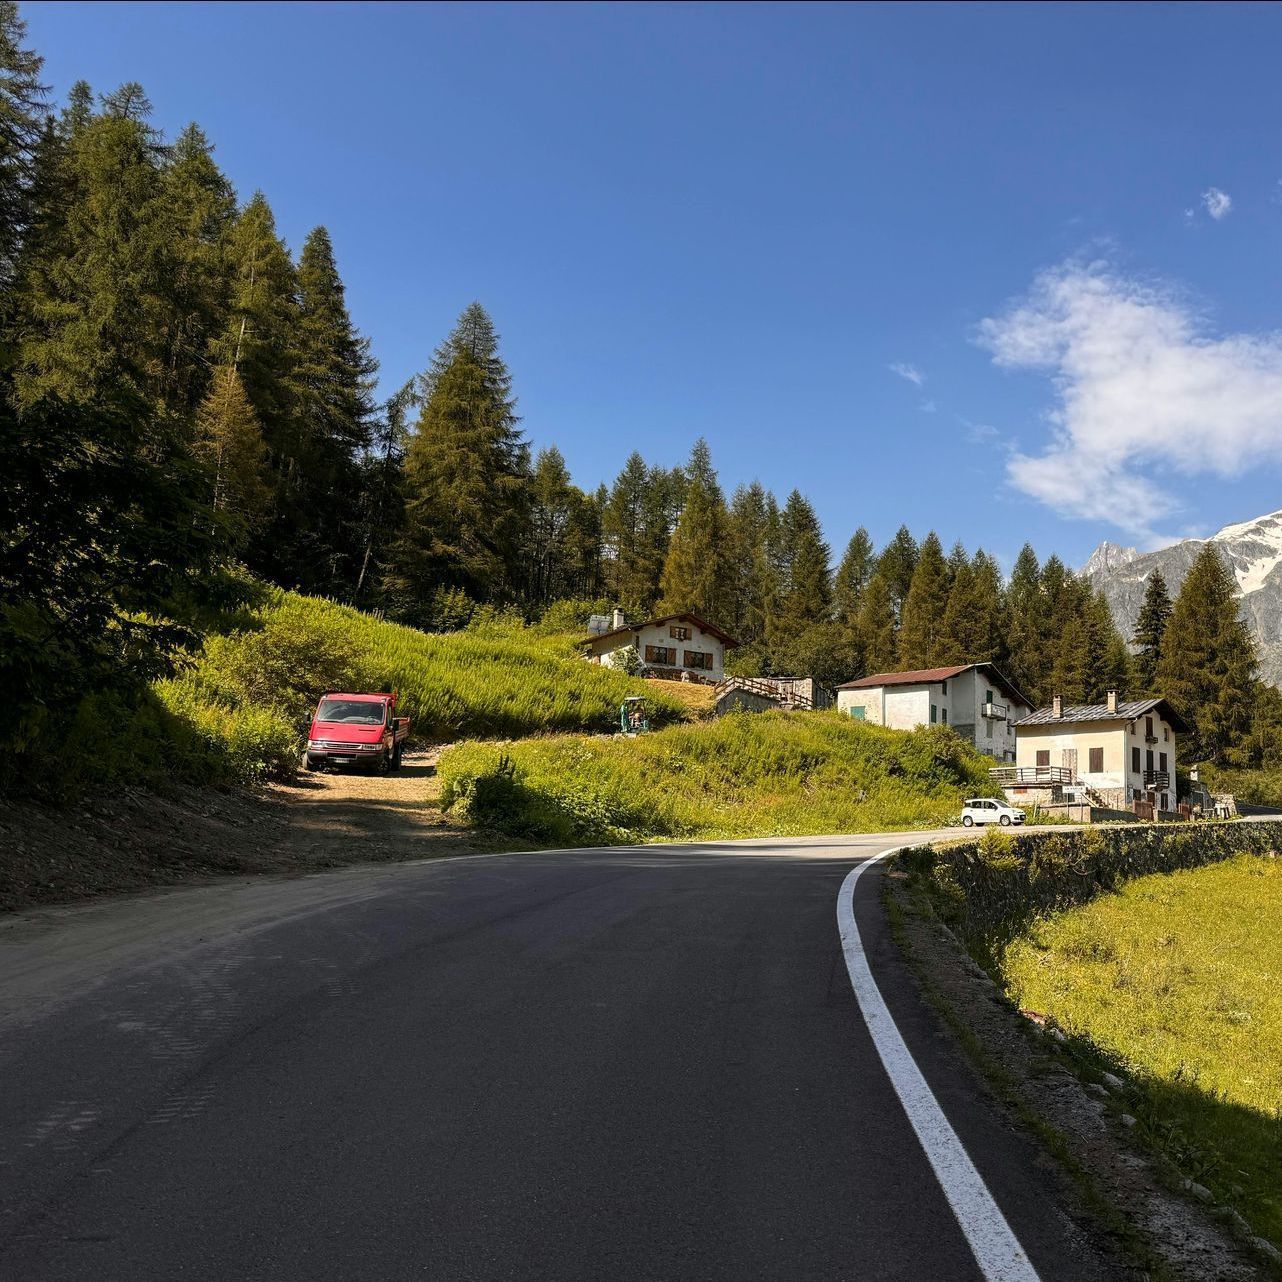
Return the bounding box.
[881,862,1266,1282]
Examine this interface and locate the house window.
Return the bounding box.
[986,719,993,738]
[1089,747,1104,773]
[941,708,948,724]
[683,649,713,670]
[1159,752,1167,773]
[1146,716,1154,739]
[941,680,948,694]
[1036,750,1050,767]
[644,645,676,666]
[1132,746,1141,773]
[930,705,937,723]
[1160,793,1169,811]
[1163,728,1169,742]
[849,706,866,721]
[670,625,690,641]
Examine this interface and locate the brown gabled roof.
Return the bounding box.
[836,662,1032,709]
[1015,696,1191,733]
[578,612,740,649]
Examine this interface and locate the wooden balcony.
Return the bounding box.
[1142,770,1170,789]
[981,701,1007,720]
[989,765,1075,786]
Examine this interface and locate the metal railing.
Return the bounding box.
[981,701,1007,720]
[989,765,1076,785]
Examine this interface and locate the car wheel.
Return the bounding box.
[302,753,317,772]
[1000,814,1012,827]
[961,815,974,827]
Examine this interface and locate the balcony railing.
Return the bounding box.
[1143,770,1170,789]
[989,765,1075,785]
[981,701,1007,720]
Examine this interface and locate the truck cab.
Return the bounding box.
[304,693,410,773]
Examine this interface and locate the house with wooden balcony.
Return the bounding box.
[996,692,1189,814]
[579,609,739,683]
[834,662,1032,761]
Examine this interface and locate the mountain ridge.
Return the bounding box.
[1083,509,1282,688]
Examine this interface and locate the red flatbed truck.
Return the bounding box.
[304,692,410,773]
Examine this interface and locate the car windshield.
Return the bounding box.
[316,698,385,725]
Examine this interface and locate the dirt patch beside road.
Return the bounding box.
[0,750,500,913]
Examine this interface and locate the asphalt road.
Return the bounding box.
[0,835,1118,1281]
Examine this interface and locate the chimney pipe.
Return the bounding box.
[612,607,626,630]
[1052,693,1063,718]
[1106,689,1119,714]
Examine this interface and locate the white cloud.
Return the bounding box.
[965,422,1000,444]
[1202,187,1232,220]
[890,361,925,386]
[978,261,1282,544]
[920,399,938,413]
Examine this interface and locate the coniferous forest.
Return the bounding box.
[2,2,1278,790]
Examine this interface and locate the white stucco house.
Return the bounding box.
[1005,693,1188,813]
[578,609,739,683]
[834,663,1033,761]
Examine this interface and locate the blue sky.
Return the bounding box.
[23,2,1282,567]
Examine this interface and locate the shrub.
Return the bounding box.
[439,713,993,845]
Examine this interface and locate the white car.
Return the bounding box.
[961,798,1025,828]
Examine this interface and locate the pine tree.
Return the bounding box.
[855,572,897,673]
[897,532,949,666]
[356,378,416,604]
[770,490,831,631]
[527,445,585,606]
[726,481,775,644]
[192,365,269,547]
[659,438,730,620]
[0,2,48,301]
[604,452,677,613]
[877,525,918,624]
[388,304,529,616]
[1156,545,1255,760]
[14,83,167,421]
[833,527,874,624]
[152,123,235,422]
[1004,543,1043,700]
[1132,569,1172,693]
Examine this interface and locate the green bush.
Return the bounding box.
[439,713,993,845]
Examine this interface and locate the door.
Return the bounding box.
[1061,748,1077,780]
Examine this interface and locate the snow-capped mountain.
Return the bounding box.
[1083,509,1282,687]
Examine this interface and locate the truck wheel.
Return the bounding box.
[376,747,391,775]
[302,753,317,772]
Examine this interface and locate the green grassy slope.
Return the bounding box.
[438,713,993,845]
[1003,854,1282,1254]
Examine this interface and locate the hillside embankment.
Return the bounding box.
[0,750,499,913]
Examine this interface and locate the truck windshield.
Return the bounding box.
[316,699,385,725]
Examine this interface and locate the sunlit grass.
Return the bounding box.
[438,712,992,844]
[1004,855,1282,1249]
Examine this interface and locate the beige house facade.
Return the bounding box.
[579,610,738,683]
[1008,694,1187,812]
[835,663,1032,762]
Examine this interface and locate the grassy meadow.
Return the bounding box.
[1003,854,1282,1252]
[44,587,691,796]
[438,712,992,845]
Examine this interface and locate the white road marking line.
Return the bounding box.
[837,848,1042,1282]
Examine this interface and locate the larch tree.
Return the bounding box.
[833,527,874,624]
[192,365,269,548]
[855,572,897,674]
[658,438,730,621]
[877,525,918,625]
[897,532,950,667]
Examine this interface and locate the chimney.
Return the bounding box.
[1052,693,1063,718]
[1106,689,1119,714]
[612,607,626,630]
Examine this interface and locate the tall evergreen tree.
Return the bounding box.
[877,524,918,624]
[770,490,831,630]
[388,303,529,617]
[726,481,775,644]
[1156,546,1255,760]
[659,438,729,621]
[356,378,415,604]
[897,532,950,666]
[1132,569,1172,693]
[192,365,269,548]
[1004,543,1044,700]
[855,572,897,673]
[833,527,874,623]
[0,1,47,305]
